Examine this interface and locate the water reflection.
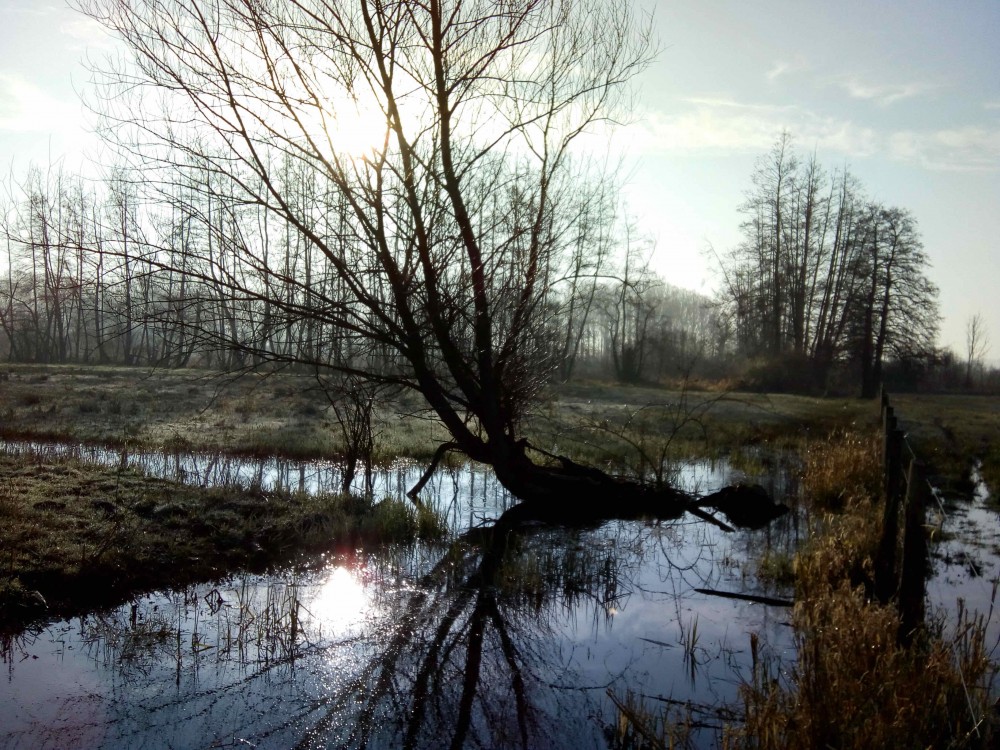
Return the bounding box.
[309,566,372,635]
[0,440,803,748]
[1,519,799,749]
[926,461,1000,652]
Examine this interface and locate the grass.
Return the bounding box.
[526,385,875,473]
[754,550,796,587]
[890,393,1000,497]
[0,363,449,462]
[0,451,446,631]
[2,364,994,502]
[0,364,874,463]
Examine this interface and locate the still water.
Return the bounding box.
[926,461,1000,652]
[2,442,803,749]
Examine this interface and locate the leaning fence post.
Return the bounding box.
[897,454,929,644]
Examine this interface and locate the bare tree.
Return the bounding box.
[966,312,991,389]
[715,135,939,394]
[854,205,938,397]
[76,0,672,505]
[602,224,660,383]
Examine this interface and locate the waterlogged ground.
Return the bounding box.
[1,532,794,749]
[1,443,805,749]
[926,462,1000,653]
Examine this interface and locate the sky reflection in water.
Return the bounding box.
[0,442,804,748]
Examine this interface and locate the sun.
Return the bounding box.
[301,97,393,161]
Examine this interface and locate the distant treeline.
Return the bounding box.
[0,137,991,394]
[0,160,721,381]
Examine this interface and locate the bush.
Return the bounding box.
[736,353,823,394]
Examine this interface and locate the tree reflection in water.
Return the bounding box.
[0,451,803,749]
[0,510,798,749]
[294,504,754,750]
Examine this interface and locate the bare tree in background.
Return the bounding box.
[966,313,991,389]
[714,134,939,394]
[854,205,938,397]
[77,0,662,505]
[602,223,659,383]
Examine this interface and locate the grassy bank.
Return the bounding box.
[0,451,445,631]
[3,366,995,499]
[891,393,1000,496]
[0,363,877,469]
[0,364,449,462]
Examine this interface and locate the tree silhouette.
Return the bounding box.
[72,0,682,505]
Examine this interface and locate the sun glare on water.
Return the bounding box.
[307,564,372,634]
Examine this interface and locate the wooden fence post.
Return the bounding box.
[875,399,904,604]
[897,454,929,644]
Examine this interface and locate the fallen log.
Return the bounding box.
[693,587,793,608]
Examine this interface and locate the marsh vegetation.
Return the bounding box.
[1,365,998,747]
[0,1,996,745]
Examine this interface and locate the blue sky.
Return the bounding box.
[1,1,998,359]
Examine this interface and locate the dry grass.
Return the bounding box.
[799,429,883,511]
[744,583,990,750]
[740,430,995,750]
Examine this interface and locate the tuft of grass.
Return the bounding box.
[742,585,992,750]
[83,609,177,665]
[799,429,882,512]
[366,497,449,543]
[607,689,743,750]
[755,550,796,587]
[607,690,695,750]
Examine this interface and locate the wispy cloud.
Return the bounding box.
[984,101,1000,111]
[620,98,878,158]
[616,97,999,172]
[766,57,808,83]
[0,73,78,134]
[834,75,939,106]
[888,126,1000,172]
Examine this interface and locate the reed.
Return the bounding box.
[613,429,996,748]
[740,429,995,749]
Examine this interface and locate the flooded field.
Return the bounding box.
[1,440,995,748]
[926,461,1000,652]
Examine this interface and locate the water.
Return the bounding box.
[926,460,1000,653]
[0,440,762,533]
[0,441,803,748]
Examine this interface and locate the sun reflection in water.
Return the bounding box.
[307,564,372,634]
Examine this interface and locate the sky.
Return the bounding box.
[1,1,998,360]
